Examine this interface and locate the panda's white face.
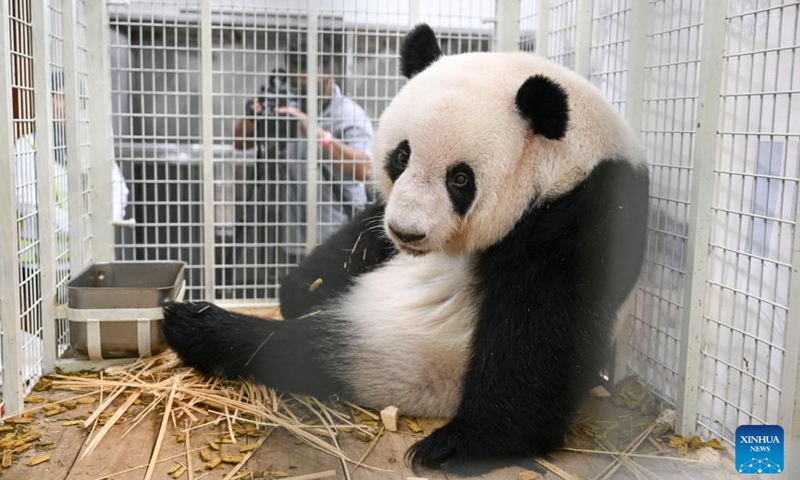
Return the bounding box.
[375,52,560,256]
[376,78,529,256]
[373,51,644,256]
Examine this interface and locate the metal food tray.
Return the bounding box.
[67,261,186,360]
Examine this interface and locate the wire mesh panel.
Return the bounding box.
[421,0,495,55]
[312,1,405,298]
[51,0,97,355]
[210,0,309,301]
[588,0,629,114]
[48,0,71,355]
[105,0,496,303]
[628,0,704,406]
[77,0,94,270]
[0,0,101,407]
[549,0,578,68]
[519,0,538,52]
[698,0,800,447]
[9,0,45,391]
[109,1,206,300]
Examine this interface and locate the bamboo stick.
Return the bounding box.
[80,390,142,459]
[143,384,176,480]
[561,447,704,463]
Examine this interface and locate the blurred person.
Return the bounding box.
[233,36,374,290]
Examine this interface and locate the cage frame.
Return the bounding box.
[0,3,797,475]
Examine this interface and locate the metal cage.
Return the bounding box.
[0,1,798,473]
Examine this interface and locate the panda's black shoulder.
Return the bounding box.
[476,158,649,309]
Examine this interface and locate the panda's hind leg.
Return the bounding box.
[162,302,344,399]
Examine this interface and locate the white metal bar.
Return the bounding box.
[676,0,728,438]
[779,131,800,476]
[62,0,84,275]
[408,0,420,27]
[85,0,115,262]
[494,0,521,53]
[624,0,649,134]
[31,0,58,374]
[536,0,550,57]
[0,0,25,416]
[573,0,593,76]
[344,32,355,99]
[201,0,215,300]
[66,307,164,321]
[305,0,319,253]
[217,300,281,309]
[613,0,651,387]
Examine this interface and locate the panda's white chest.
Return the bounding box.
[331,252,480,417]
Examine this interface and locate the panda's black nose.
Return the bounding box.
[389,225,426,243]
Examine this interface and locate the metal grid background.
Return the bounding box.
[698,0,800,447]
[548,0,578,68]
[108,0,495,303]
[75,0,94,279]
[1,0,98,413]
[518,0,538,52]
[588,0,628,114]
[10,0,44,390]
[525,0,800,450]
[49,0,69,356]
[630,0,704,408]
[108,0,207,300]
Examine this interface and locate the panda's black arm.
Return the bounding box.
[407,160,650,471]
[279,202,397,319]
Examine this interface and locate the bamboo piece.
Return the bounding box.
[222,429,274,480]
[143,385,176,480]
[185,422,195,480]
[536,458,582,480]
[561,447,703,463]
[82,387,125,428]
[52,351,392,475]
[593,422,657,480]
[343,401,379,420]
[281,471,338,480]
[89,447,207,480]
[352,426,385,473]
[0,391,99,421]
[80,390,142,459]
[26,454,50,467]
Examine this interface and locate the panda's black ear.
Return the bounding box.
[515,75,570,140]
[400,24,442,78]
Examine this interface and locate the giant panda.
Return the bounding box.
[162,24,650,472]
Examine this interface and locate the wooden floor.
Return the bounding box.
[1,307,738,480]
[1,388,739,480]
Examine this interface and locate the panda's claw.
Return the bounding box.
[406,419,495,473]
[407,424,460,471]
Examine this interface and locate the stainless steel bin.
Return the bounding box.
[67,261,186,360]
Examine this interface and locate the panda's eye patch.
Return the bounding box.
[445,163,476,216]
[386,140,411,182]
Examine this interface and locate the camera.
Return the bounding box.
[246,68,304,143]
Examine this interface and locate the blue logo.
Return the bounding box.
[735,425,784,474]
